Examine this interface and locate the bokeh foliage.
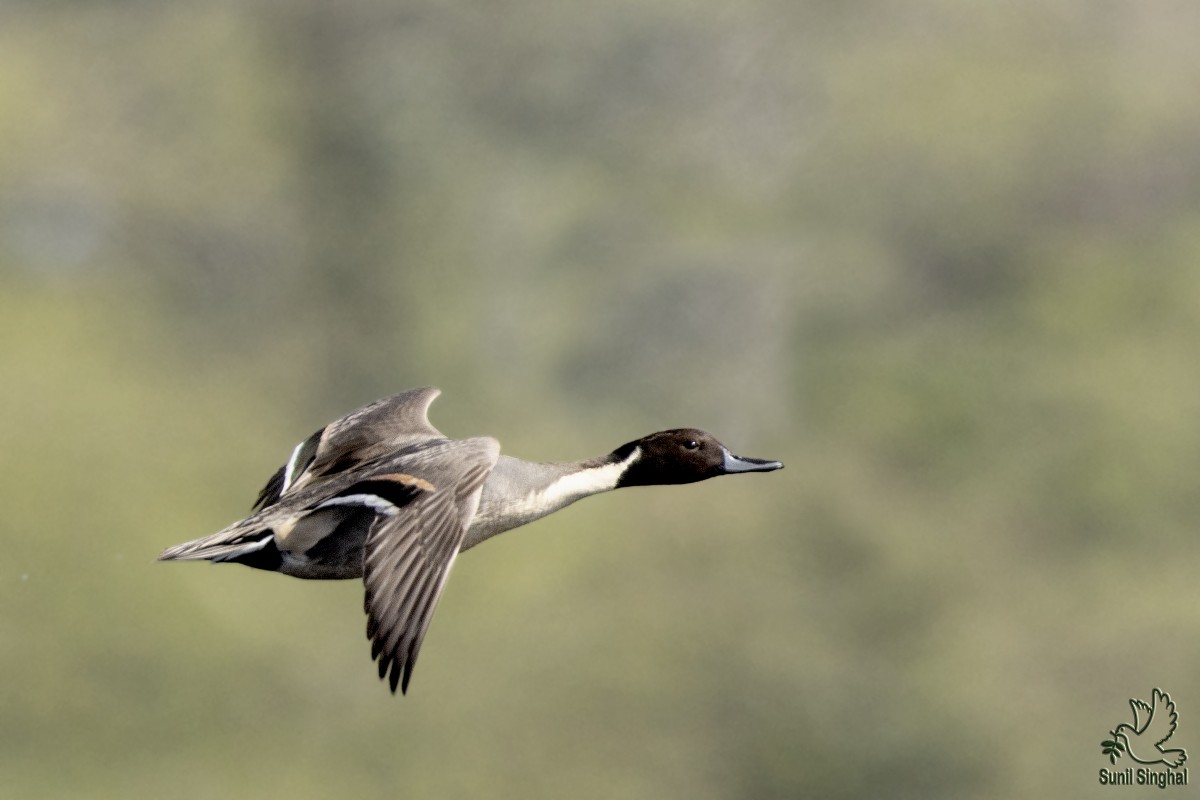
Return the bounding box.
[3,1,1200,797]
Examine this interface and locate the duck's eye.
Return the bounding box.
[684,440,700,450]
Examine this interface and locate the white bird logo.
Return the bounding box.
[1103,688,1188,768]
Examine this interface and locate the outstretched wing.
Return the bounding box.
[1130,697,1153,734]
[361,437,500,694]
[253,387,446,511]
[1145,689,1180,747]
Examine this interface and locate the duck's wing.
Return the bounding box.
[253,387,446,511]
[360,436,500,694]
[1145,689,1181,747]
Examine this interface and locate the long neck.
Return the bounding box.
[462,448,640,551]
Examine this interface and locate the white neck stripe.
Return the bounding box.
[535,446,641,508]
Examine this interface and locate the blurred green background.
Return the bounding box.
[3,1,1199,797]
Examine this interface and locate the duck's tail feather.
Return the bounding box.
[158,525,283,572]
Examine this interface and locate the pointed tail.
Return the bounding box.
[159,520,281,571]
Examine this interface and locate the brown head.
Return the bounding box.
[612,428,783,488]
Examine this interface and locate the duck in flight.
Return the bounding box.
[159,387,784,694]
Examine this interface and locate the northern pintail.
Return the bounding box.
[160,387,783,693]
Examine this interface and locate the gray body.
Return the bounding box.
[264,449,625,579]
